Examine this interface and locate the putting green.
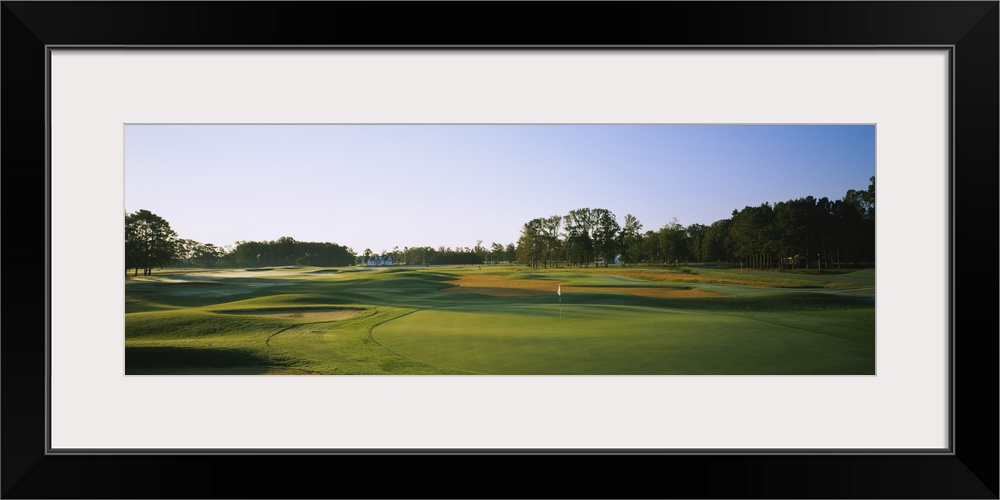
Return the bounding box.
[372,305,874,375]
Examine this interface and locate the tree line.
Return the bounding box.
[125,177,873,275]
[361,241,518,267]
[514,177,875,269]
[124,212,510,275]
[125,209,180,276]
[228,237,355,267]
[125,211,356,275]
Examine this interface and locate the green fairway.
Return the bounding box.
[372,305,874,375]
[125,265,875,375]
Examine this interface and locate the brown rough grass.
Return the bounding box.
[440,274,727,298]
[605,269,858,288]
[612,270,775,286]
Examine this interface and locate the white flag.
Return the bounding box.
[557,285,561,296]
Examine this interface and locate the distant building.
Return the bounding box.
[366,255,393,267]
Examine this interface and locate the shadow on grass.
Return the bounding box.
[125,346,272,375]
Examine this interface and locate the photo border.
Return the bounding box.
[57,54,938,452]
[3,2,997,498]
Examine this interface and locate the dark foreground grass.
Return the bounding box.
[125,265,875,375]
[125,346,273,375]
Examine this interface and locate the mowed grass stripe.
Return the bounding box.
[372,305,874,375]
[263,307,471,374]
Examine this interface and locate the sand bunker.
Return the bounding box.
[440,274,727,298]
[220,308,365,322]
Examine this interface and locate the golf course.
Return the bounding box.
[125,265,876,375]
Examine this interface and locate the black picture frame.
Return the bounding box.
[3,2,997,498]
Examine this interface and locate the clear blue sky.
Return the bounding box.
[125,124,875,254]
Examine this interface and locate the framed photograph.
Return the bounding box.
[4,2,996,498]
